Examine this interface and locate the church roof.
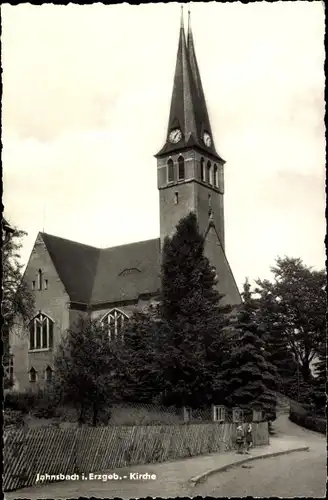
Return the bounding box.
[40,232,161,305]
[41,233,100,304]
[91,238,161,304]
[155,10,223,162]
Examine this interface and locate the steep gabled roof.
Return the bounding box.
[40,233,100,303]
[91,238,161,304]
[39,232,161,306]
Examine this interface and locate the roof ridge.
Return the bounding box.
[102,237,160,251]
[40,232,101,250]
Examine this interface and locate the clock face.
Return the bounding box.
[203,132,212,147]
[169,129,182,144]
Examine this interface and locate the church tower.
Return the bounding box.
[155,10,241,306]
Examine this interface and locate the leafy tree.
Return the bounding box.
[2,224,34,388]
[254,289,298,397]
[112,311,163,403]
[2,225,35,332]
[220,281,278,418]
[255,257,326,384]
[159,212,230,409]
[310,340,326,415]
[54,316,115,426]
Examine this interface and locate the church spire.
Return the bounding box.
[155,7,198,157]
[187,11,223,161]
[156,9,223,161]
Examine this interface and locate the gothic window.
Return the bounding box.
[178,155,185,180]
[45,365,53,382]
[32,281,36,290]
[200,157,205,181]
[167,159,175,183]
[29,313,54,350]
[44,279,48,290]
[37,269,43,290]
[174,192,179,204]
[101,309,129,341]
[207,161,212,184]
[29,367,37,383]
[213,164,218,187]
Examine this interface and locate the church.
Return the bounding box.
[10,12,241,391]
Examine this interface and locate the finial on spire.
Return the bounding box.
[180,5,184,29]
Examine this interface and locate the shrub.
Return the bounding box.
[31,387,61,419]
[4,391,37,413]
[4,409,25,428]
[289,402,326,435]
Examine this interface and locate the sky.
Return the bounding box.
[2,1,325,289]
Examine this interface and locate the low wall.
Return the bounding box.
[289,401,326,435]
[4,421,268,491]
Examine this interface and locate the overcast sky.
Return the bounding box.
[2,2,325,288]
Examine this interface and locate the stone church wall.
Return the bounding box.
[10,237,70,392]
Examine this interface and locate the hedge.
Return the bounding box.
[289,402,326,435]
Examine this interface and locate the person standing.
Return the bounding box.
[245,423,253,453]
[235,424,245,454]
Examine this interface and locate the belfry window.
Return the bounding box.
[178,155,185,180]
[101,309,129,341]
[213,164,218,187]
[29,313,54,350]
[207,161,212,184]
[200,157,205,181]
[167,159,175,183]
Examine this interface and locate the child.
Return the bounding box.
[245,423,253,453]
[235,424,245,454]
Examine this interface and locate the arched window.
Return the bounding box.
[101,309,129,341]
[29,367,37,383]
[167,159,175,183]
[45,365,53,382]
[29,313,54,351]
[178,155,185,180]
[213,164,218,187]
[200,157,205,181]
[207,161,212,184]
[37,269,42,290]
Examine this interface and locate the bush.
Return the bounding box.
[289,402,326,435]
[4,409,25,428]
[4,388,61,420]
[4,391,37,413]
[31,387,61,419]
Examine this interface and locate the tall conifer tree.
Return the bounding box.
[159,212,230,408]
[113,311,163,403]
[220,281,278,417]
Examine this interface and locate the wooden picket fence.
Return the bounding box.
[3,421,269,491]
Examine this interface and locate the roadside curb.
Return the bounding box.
[189,446,310,485]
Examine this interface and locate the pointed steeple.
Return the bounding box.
[187,11,223,161]
[156,9,223,162]
[156,7,198,157]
